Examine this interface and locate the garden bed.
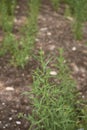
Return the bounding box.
[0,0,87,130]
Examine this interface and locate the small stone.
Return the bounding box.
[78,128,84,130]
[72,47,76,51]
[47,32,51,36]
[5,124,8,127]
[6,87,14,91]
[22,73,25,76]
[16,5,20,9]
[3,126,6,129]
[50,71,57,76]
[16,121,21,125]
[14,18,17,23]
[2,102,5,105]
[67,16,73,21]
[82,95,85,99]
[0,121,2,123]
[48,45,55,51]
[64,60,66,63]
[11,109,17,113]
[40,27,47,31]
[35,38,39,42]
[9,117,12,121]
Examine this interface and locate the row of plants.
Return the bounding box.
[11,0,41,67]
[0,0,41,67]
[51,0,87,40]
[0,0,16,32]
[19,49,87,130]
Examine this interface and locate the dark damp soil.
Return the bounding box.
[0,0,87,130]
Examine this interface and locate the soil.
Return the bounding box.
[0,0,87,130]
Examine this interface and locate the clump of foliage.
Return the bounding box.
[22,49,87,130]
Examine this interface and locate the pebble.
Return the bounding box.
[72,46,76,51]
[40,27,47,31]
[14,18,17,23]
[9,117,13,121]
[0,121,1,123]
[11,109,17,113]
[50,71,57,76]
[16,5,20,9]
[16,121,21,125]
[22,73,25,76]
[67,16,73,21]
[48,45,55,51]
[5,124,9,127]
[35,38,39,42]
[6,87,14,91]
[2,102,5,105]
[47,32,51,36]
[38,15,46,21]
[64,60,66,63]
[3,126,6,129]
[78,128,84,130]
[82,95,85,99]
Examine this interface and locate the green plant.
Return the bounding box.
[23,49,78,130]
[19,48,87,130]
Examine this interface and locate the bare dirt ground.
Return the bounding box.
[0,0,87,130]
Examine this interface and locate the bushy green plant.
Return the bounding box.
[19,49,87,130]
[23,49,78,130]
